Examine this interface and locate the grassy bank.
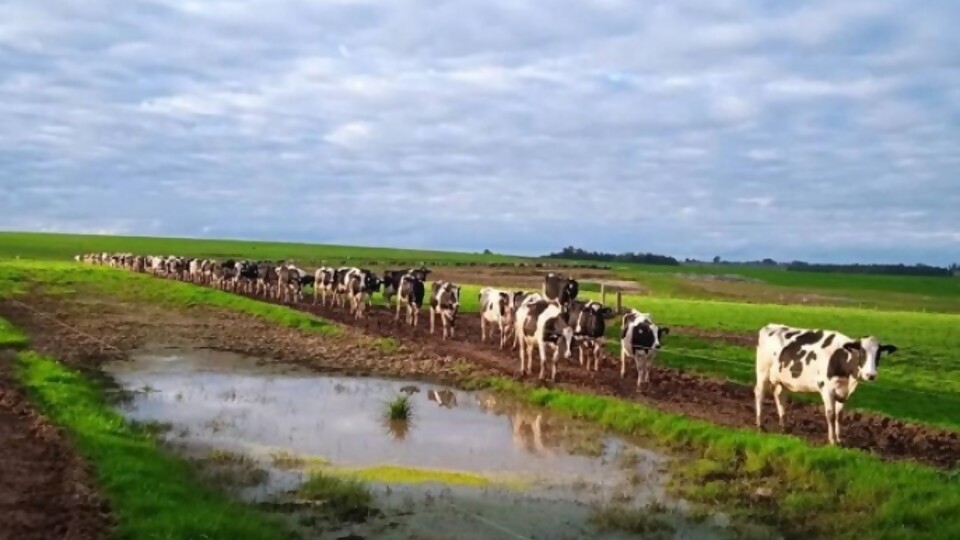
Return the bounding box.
[11,348,291,540]
[479,378,960,540]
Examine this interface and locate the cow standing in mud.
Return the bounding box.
[755,324,897,445]
[566,300,614,371]
[395,273,426,327]
[478,287,515,349]
[345,268,381,319]
[620,309,669,389]
[429,281,461,339]
[514,299,575,381]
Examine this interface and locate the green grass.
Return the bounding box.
[296,472,375,522]
[12,349,291,540]
[327,464,496,488]
[0,316,27,348]
[384,394,414,422]
[480,377,960,540]
[0,260,339,336]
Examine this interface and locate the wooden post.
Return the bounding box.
[600,284,607,305]
[616,291,623,313]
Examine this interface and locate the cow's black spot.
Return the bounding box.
[779,331,824,378]
[822,334,836,348]
[804,351,817,364]
[817,381,824,389]
[784,330,801,339]
[827,348,862,378]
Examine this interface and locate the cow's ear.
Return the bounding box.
[879,344,898,354]
[843,341,863,351]
[659,326,670,336]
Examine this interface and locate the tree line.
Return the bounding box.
[542,246,958,277]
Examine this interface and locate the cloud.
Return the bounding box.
[1,0,958,265]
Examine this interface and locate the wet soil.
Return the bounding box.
[0,351,109,540]
[1,284,958,471]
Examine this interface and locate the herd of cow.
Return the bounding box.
[77,252,899,446]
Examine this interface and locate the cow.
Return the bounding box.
[514,299,575,381]
[256,263,278,297]
[382,267,431,308]
[395,274,426,327]
[566,300,615,371]
[313,267,337,306]
[754,324,897,445]
[236,261,258,293]
[478,287,515,349]
[429,281,461,339]
[276,266,302,303]
[344,268,381,318]
[620,309,669,389]
[542,273,579,307]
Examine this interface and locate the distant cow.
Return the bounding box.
[620,309,669,389]
[256,263,278,297]
[344,268,381,319]
[382,267,431,308]
[395,274,426,327]
[429,281,461,339]
[514,300,575,381]
[313,267,337,306]
[567,300,614,371]
[478,287,515,349]
[754,324,896,445]
[542,273,579,306]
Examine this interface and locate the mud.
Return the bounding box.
[1,285,958,471]
[0,351,109,540]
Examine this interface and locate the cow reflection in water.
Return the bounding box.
[427,388,458,408]
[474,392,551,456]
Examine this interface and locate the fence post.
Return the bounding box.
[600,284,607,305]
[616,291,623,313]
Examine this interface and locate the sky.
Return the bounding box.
[1,1,958,265]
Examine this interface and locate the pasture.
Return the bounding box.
[1,235,960,540]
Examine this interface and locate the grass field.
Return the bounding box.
[2,231,959,313]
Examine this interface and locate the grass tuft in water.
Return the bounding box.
[297,472,375,523]
[384,394,414,422]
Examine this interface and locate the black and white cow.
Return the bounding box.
[514,300,575,381]
[542,273,579,307]
[395,274,426,327]
[344,268,381,319]
[754,324,897,445]
[382,266,431,308]
[620,309,669,389]
[478,287,515,349]
[566,300,615,371]
[256,263,278,297]
[429,281,461,340]
[313,267,337,306]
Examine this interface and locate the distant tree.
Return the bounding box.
[542,246,679,266]
[482,249,493,255]
[712,256,721,264]
[786,262,952,277]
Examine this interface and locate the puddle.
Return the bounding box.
[105,349,765,540]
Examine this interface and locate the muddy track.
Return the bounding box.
[0,351,110,540]
[236,289,960,469]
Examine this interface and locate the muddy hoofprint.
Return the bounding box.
[79,252,904,447]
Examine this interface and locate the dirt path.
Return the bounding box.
[0,351,109,540]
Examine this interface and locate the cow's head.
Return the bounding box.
[627,313,668,350]
[364,272,383,292]
[563,279,579,303]
[842,337,897,381]
[555,317,576,360]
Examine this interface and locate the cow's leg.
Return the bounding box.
[592,342,602,371]
[821,391,837,445]
[550,345,559,381]
[754,380,767,429]
[773,384,787,430]
[620,346,628,378]
[480,317,487,342]
[395,296,403,321]
[538,340,549,380]
[834,401,845,445]
[634,354,644,389]
[578,346,585,367]
[430,309,436,334]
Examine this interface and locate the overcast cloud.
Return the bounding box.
[1,0,958,264]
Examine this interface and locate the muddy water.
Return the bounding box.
[105,349,756,540]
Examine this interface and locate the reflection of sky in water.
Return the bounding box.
[106,350,664,485]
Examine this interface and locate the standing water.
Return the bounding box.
[105,348,763,540]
